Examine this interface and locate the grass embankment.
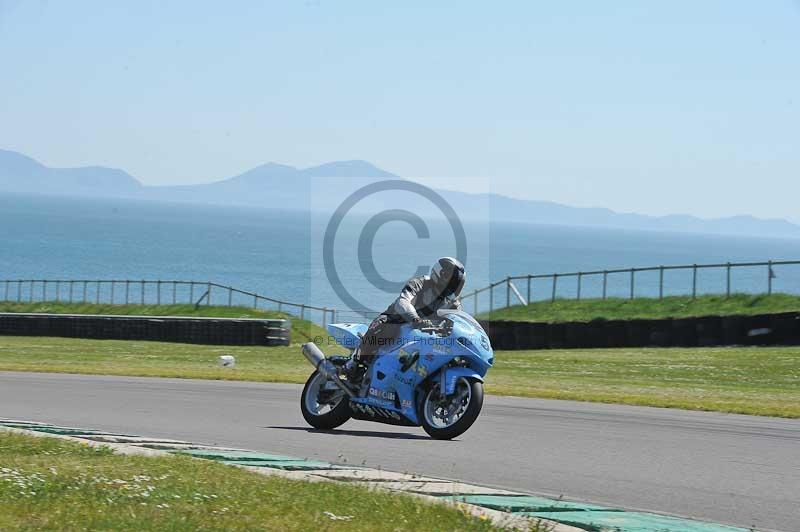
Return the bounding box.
[1,336,797,418]
[489,346,800,418]
[479,294,800,323]
[0,302,327,344]
[0,432,502,531]
[0,337,314,384]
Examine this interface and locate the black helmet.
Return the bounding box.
[430,257,465,299]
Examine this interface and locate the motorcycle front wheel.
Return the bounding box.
[300,370,351,430]
[421,377,483,440]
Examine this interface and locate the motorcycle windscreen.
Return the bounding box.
[326,322,369,351]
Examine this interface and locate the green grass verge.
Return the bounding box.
[0,302,328,345]
[0,432,505,531]
[0,337,315,384]
[491,346,800,418]
[0,336,797,418]
[479,293,800,323]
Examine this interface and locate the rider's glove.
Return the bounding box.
[414,319,435,329]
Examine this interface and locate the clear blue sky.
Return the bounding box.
[1,1,799,221]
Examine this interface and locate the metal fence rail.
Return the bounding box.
[0,279,338,327]
[4,259,798,325]
[461,259,800,314]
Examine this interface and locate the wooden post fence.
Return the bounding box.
[2,261,797,325]
[726,262,731,298]
[768,261,773,295]
[526,275,532,304]
[629,268,635,300]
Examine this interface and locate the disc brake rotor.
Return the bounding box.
[425,378,471,428]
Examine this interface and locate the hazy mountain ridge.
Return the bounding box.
[482,192,799,238]
[1,148,797,238]
[0,149,141,197]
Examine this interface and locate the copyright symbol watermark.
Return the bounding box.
[322,179,467,319]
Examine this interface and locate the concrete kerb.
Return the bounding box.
[3,420,751,531]
[0,425,168,457]
[0,423,577,531]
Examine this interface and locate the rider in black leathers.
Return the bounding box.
[347,257,465,382]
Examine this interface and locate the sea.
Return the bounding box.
[2,194,799,321]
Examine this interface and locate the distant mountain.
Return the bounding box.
[1,148,797,238]
[0,149,141,197]
[478,192,800,239]
[141,160,397,207]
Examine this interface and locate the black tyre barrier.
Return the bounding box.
[671,318,698,347]
[480,312,800,350]
[525,322,550,350]
[627,319,653,347]
[603,320,629,348]
[695,316,723,347]
[740,314,773,346]
[563,322,589,348]
[547,323,568,349]
[512,321,537,349]
[721,316,746,345]
[772,313,800,344]
[648,319,673,347]
[582,322,608,349]
[0,313,291,346]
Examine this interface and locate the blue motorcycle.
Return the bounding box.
[300,310,493,439]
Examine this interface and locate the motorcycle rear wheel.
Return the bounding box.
[300,370,351,430]
[421,377,483,440]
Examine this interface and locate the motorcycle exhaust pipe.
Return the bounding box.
[301,342,355,398]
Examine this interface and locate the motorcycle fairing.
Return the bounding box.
[354,319,491,426]
[442,367,484,395]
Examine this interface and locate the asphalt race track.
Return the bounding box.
[1,371,798,531]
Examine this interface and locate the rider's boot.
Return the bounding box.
[344,349,368,384]
[346,362,367,384]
